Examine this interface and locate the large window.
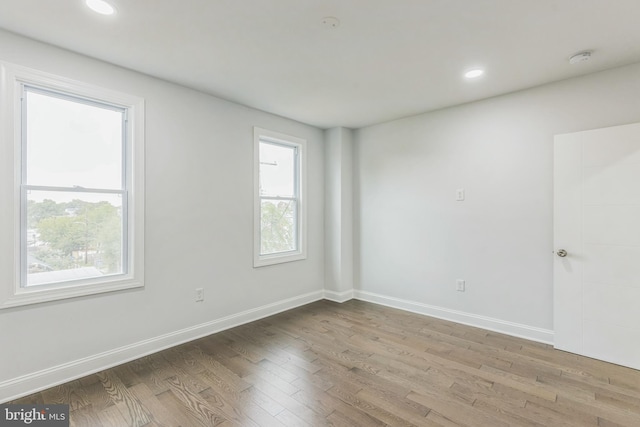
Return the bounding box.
[0,63,144,308]
[254,127,307,267]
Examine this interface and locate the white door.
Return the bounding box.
[554,122,640,370]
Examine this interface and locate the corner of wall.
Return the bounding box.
[324,127,355,298]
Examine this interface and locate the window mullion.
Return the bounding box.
[260,195,296,201]
[294,146,300,252]
[24,185,126,195]
[20,85,27,290]
[24,84,126,113]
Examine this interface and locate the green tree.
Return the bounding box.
[38,215,86,256]
[34,247,75,271]
[261,200,295,254]
[27,199,65,229]
[30,199,122,274]
[81,201,122,272]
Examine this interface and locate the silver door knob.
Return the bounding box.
[557,249,567,257]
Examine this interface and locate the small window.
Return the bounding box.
[254,127,307,267]
[0,63,144,308]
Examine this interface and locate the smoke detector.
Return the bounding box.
[569,51,592,65]
[321,17,340,29]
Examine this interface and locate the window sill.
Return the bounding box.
[0,276,143,309]
[254,251,306,268]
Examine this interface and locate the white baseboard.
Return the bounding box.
[323,289,354,303]
[354,290,554,345]
[1,288,556,403]
[0,290,324,403]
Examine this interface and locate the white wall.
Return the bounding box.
[3,27,640,402]
[324,127,354,301]
[354,63,640,341]
[0,30,325,401]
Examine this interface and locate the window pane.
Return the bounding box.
[26,190,124,286]
[259,142,295,197]
[260,199,297,255]
[25,89,123,189]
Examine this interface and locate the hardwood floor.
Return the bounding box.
[11,299,640,426]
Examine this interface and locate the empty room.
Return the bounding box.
[1,0,640,426]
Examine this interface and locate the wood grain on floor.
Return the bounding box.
[10,300,640,426]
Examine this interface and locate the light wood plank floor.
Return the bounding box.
[11,300,640,426]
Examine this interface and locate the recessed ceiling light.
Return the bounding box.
[464,69,485,79]
[86,0,116,15]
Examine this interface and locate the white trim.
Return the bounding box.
[353,290,554,345]
[323,289,354,303]
[0,290,324,403]
[0,288,557,403]
[0,61,145,309]
[253,127,307,267]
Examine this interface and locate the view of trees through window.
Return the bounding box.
[260,199,296,254]
[26,196,123,285]
[22,86,126,286]
[259,141,298,255]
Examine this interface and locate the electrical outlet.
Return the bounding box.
[195,288,204,302]
[456,279,465,292]
[456,188,465,201]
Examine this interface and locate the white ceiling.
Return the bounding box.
[1,0,639,129]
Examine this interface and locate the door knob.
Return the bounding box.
[556,249,567,257]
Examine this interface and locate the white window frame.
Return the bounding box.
[253,127,307,267]
[0,62,145,309]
